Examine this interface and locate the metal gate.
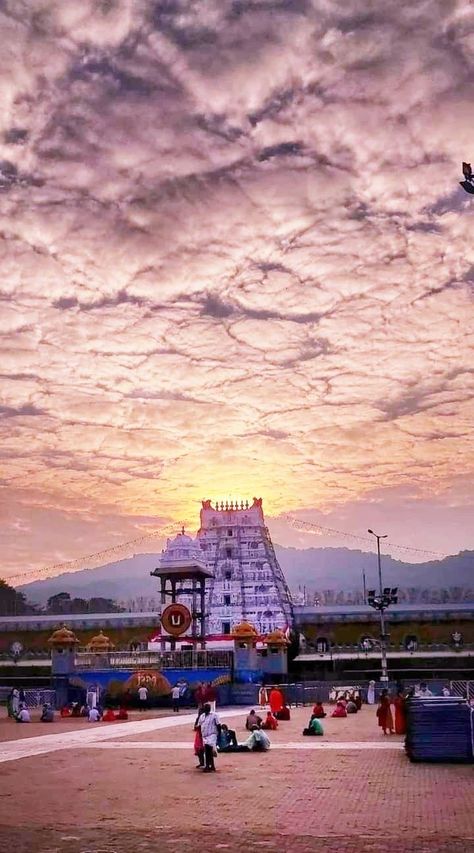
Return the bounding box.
[450,680,473,700]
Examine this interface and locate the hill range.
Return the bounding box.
[18,546,474,605]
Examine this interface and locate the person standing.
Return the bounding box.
[392,690,407,735]
[193,707,205,768]
[138,683,148,711]
[269,686,284,716]
[197,703,221,772]
[376,689,394,735]
[367,680,376,705]
[171,684,180,713]
[204,682,217,713]
[11,687,20,717]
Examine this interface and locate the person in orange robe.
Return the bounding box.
[312,702,326,718]
[392,691,407,735]
[261,711,278,730]
[331,701,347,718]
[376,690,394,734]
[269,687,284,715]
[102,708,116,722]
[60,706,71,717]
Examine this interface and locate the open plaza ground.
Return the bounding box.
[0,705,473,853]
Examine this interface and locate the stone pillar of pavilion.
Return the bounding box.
[151,529,214,650]
[48,625,80,708]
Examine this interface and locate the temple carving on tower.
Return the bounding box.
[158,498,294,636]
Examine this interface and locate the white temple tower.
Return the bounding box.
[196,498,294,635]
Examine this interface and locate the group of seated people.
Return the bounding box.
[218,723,271,752]
[59,703,129,722]
[331,692,362,718]
[302,695,360,734]
[245,709,279,731]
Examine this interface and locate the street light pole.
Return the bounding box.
[368,529,389,683]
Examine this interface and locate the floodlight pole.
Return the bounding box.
[368,529,389,683]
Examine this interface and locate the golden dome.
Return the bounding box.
[88,630,114,652]
[232,621,258,639]
[264,629,288,646]
[48,625,80,647]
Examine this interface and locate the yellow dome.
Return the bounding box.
[232,621,258,638]
[48,625,80,647]
[264,629,288,646]
[88,630,114,652]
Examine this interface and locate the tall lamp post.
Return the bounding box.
[367,529,398,683]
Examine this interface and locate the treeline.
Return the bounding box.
[298,587,474,605]
[0,582,123,616]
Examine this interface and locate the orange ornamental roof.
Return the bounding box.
[264,629,288,646]
[88,630,115,652]
[231,621,259,639]
[48,625,80,646]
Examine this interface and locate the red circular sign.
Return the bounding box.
[160,603,192,637]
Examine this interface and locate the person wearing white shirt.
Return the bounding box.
[171,685,180,713]
[16,705,31,723]
[197,703,221,772]
[88,707,100,722]
[138,685,148,711]
[243,726,271,751]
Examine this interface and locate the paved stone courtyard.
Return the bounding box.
[0,706,472,852]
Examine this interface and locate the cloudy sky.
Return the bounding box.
[1,0,474,581]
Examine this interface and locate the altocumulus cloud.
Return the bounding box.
[0,0,473,574]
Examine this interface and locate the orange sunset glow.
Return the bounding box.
[1,1,474,582]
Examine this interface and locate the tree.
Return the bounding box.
[0,579,37,616]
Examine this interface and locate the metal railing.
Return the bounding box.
[302,643,474,658]
[75,649,233,670]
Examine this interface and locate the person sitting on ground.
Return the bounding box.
[276,704,290,721]
[116,707,129,720]
[245,709,262,730]
[70,702,81,717]
[331,700,347,718]
[312,701,326,718]
[60,705,71,718]
[88,706,101,722]
[102,708,116,722]
[261,711,278,730]
[80,704,89,717]
[303,714,324,736]
[346,699,358,714]
[16,703,31,723]
[217,724,238,751]
[242,725,271,751]
[40,703,54,722]
[354,693,362,711]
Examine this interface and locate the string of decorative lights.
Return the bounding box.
[7,523,176,586]
[7,511,448,588]
[284,515,447,558]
